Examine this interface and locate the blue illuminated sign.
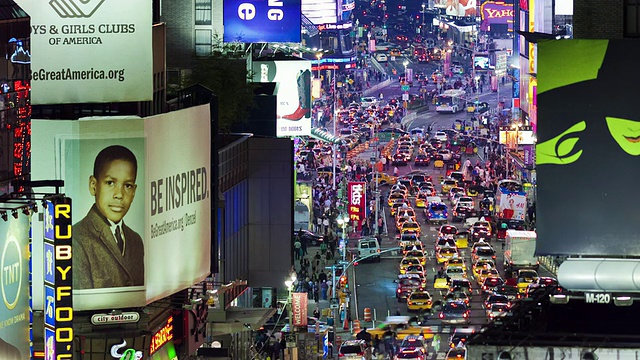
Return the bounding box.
[223,0,302,43]
[44,285,55,328]
[44,243,54,284]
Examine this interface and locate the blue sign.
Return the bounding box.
[44,243,55,284]
[44,328,55,360]
[44,285,55,328]
[323,332,328,358]
[223,0,302,43]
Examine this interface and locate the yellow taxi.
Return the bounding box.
[415,192,428,208]
[366,316,434,340]
[434,276,450,289]
[436,247,458,264]
[471,259,496,279]
[454,230,469,249]
[407,290,433,311]
[396,216,412,231]
[391,201,411,216]
[516,269,539,294]
[445,258,467,272]
[476,268,500,286]
[399,257,422,274]
[377,172,398,186]
[441,179,458,195]
[401,241,424,256]
[396,208,417,222]
[390,48,402,57]
[401,221,421,236]
[404,249,427,266]
[388,192,407,206]
[405,264,427,279]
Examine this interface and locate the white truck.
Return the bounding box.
[504,230,539,277]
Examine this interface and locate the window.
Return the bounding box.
[195,29,211,56]
[195,0,212,25]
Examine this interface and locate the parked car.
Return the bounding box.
[293,229,323,246]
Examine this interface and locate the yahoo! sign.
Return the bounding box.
[224,0,301,42]
[480,1,514,31]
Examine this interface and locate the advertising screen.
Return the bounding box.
[473,54,490,71]
[434,0,477,17]
[224,0,302,42]
[0,216,30,360]
[13,0,152,104]
[302,0,337,25]
[536,39,640,256]
[480,0,514,32]
[347,182,366,231]
[498,126,535,145]
[252,60,312,137]
[31,104,211,310]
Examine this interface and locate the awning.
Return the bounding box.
[208,307,276,336]
[310,128,342,144]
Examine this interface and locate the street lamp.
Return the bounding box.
[421,4,425,27]
[284,272,297,329]
[336,214,350,262]
[315,52,323,80]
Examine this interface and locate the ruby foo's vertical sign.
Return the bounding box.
[43,198,73,360]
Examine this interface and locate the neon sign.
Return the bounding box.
[110,340,142,360]
[149,316,174,355]
[43,198,74,360]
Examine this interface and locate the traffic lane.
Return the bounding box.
[354,257,407,321]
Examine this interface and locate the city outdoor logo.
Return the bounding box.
[49,0,107,18]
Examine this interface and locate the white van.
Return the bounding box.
[360,96,378,107]
[357,237,381,262]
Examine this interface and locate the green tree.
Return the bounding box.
[186,35,256,132]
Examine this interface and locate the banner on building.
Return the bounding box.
[14,0,153,104]
[291,292,308,327]
[536,39,640,256]
[252,60,312,137]
[32,104,211,311]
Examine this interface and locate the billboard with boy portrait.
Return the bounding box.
[31,105,211,311]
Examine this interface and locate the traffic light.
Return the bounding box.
[340,275,347,287]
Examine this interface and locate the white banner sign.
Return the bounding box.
[14,0,153,104]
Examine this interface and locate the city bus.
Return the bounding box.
[435,89,467,113]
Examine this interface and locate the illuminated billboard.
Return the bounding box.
[302,0,337,25]
[498,125,535,145]
[0,216,29,360]
[14,0,152,104]
[473,54,490,71]
[223,0,302,42]
[31,104,212,310]
[252,60,312,137]
[536,39,640,256]
[480,1,514,31]
[434,0,477,17]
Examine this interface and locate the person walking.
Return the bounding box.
[294,238,302,260]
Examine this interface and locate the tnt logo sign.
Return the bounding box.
[49,0,106,18]
[237,0,285,21]
[1,234,22,310]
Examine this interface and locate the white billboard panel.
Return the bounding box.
[14,0,153,104]
[253,60,312,137]
[31,105,211,310]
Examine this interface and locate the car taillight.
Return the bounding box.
[397,289,402,293]
[463,312,469,318]
[338,354,344,357]
[407,300,412,305]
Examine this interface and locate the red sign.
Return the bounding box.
[291,293,308,327]
[149,316,174,355]
[348,182,367,231]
